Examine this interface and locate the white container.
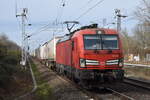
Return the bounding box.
[35,47,40,59]
[40,42,48,60]
[46,36,62,61]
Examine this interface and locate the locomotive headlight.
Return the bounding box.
[80,59,86,67]
[119,58,124,67]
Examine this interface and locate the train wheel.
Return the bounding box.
[114,70,124,82]
[56,66,60,74]
[58,67,62,75]
[73,76,79,83]
[66,71,71,80]
[46,62,49,67]
[59,67,63,75]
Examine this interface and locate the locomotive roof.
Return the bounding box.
[57,24,98,43]
[57,24,118,43]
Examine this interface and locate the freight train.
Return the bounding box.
[34,24,124,87]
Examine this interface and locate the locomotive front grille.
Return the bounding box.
[85,59,99,65]
[106,59,119,65]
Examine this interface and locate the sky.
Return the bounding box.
[0,0,141,50]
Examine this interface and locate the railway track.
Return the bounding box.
[106,80,150,100]
[57,76,136,100]
[44,65,150,100]
[58,75,150,100]
[52,70,136,100]
[124,77,150,91]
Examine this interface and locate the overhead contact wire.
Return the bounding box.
[30,0,66,37]
[75,0,105,20]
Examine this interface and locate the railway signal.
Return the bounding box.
[115,9,127,33]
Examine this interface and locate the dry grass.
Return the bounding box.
[124,66,150,80]
[125,61,150,65]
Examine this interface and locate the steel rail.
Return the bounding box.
[106,88,135,100]
[124,77,150,91]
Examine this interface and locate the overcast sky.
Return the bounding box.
[0,0,141,50]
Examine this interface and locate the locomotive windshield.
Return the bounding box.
[84,34,119,50]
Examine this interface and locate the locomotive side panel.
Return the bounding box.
[72,37,81,69]
[56,40,72,66]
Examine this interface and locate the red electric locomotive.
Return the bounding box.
[56,24,124,86]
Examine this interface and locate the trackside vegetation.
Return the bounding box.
[0,34,32,100]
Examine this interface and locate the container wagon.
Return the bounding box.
[35,36,62,67]
[46,36,63,68]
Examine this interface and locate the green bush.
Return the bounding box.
[3,55,18,65]
[0,60,19,89]
[0,42,21,90]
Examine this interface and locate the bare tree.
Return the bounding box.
[132,0,150,60]
[134,0,150,22]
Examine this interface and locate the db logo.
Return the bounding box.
[112,54,119,57]
[101,62,105,66]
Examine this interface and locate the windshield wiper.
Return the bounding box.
[93,43,100,54]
